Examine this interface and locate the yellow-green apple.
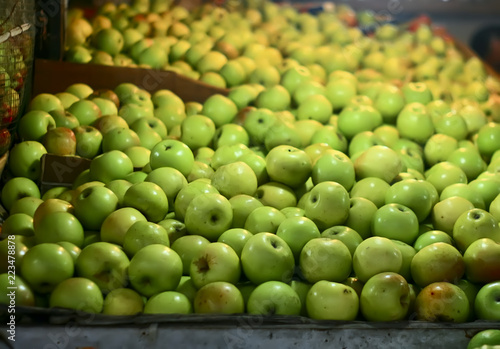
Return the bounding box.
[402,82,433,105]
[247,280,301,316]
[33,199,74,226]
[100,207,146,245]
[144,291,192,314]
[74,125,103,159]
[312,149,355,191]
[411,242,465,288]
[101,127,141,152]
[433,111,468,141]
[425,161,468,195]
[184,193,233,241]
[413,230,454,251]
[296,94,333,124]
[463,238,500,283]
[447,148,486,182]
[190,242,241,289]
[325,78,357,112]
[475,281,500,321]
[306,280,359,320]
[468,177,500,210]
[104,179,132,206]
[350,177,391,208]
[229,194,264,228]
[374,84,405,124]
[1,213,34,237]
[7,141,47,180]
[348,131,386,159]
[211,161,258,198]
[299,238,352,283]
[123,221,170,257]
[123,146,150,169]
[122,181,169,222]
[90,150,134,183]
[0,237,28,274]
[303,181,350,230]
[431,196,475,235]
[244,206,286,235]
[173,179,219,221]
[149,139,194,177]
[249,65,281,88]
[93,27,124,55]
[344,197,378,239]
[210,143,252,170]
[440,183,485,210]
[92,97,118,117]
[255,85,291,112]
[145,167,187,209]
[310,125,348,153]
[180,114,216,150]
[130,117,166,150]
[396,102,434,144]
[467,329,500,349]
[193,281,244,314]
[75,241,129,292]
[28,93,64,113]
[263,119,303,151]
[34,211,84,246]
[415,282,470,322]
[276,216,320,260]
[320,225,362,257]
[171,235,210,276]
[213,124,250,149]
[157,218,186,245]
[0,273,35,307]
[9,197,43,217]
[49,277,103,313]
[337,104,383,140]
[68,99,102,126]
[453,208,500,252]
[217,228,252,257]
[353,237,403,283]
[354,145,403,183]
[17,111,56,142]
[360,272,411,321]
[103,288,144,315]
[20,243,74,293]
[265,145,311,189]
[128,244,182,297]
[42,127,77,156]
[241,232,294,284]
[201,94,238,128]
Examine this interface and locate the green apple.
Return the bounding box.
[28,93,64,113]
[180,114,216,150]
[90,150,134,183]
[321,225,363,257]
[184,193,233,241]
[9,197,43,217]
[174,179,218,221]
[171,235,210,276]
[425,161,468,195]
[467,329,500,349]
[241,232,294,285]
[353,237,403,283]
[7,141,47,180]
[433,111,468,141]
[255,85,291,112]
[101,127,141,152]
[217,228,252,257]
[325,78,357,111]
[211,161,258,198]
[276,216,320,260]
[74,125,103,159]
[310,125,348,153]
[73,186,118,231]
[149,139,194,177]
[360,272,411,321]
[344,197,378,239]
[464,238,500,284]
[213,124,250,149]
[75,241,129,292]
[229,194,264,229]
[306,280,359,320]
[128,244,182,297]
[300,238,352,283]
[415,281,469,322]
[468,177,500,210]
[20,243,74,293]
[1,213,34,237]
[244,206,286,235]
[201,94,238,128]
[397,102,434,144]
[190,242,241,289]
[311,149,355,191]
[144,291,192,314]
[93,115,129,135]
[423,134,458,167]
[34,211,84,246]
[440,183,485,210]
[247,281,301,316]
[67,99,102,126]
[193,281,244,314]
[104,179,132,206]
[354,145,403,183]
[49,277,103,313]
[350,177,391,208]
[337,104,383,140]
[411,242,465,288]
[453,208,500,252]
[103,288,144,315]
[413,230,455,251]
[0,273,35,307]
[304,181,350,230]
[475,281,500,321]
[123,221,170,257]
[100,207,147,245]
[122,181,169,222]
[17,110,56,142]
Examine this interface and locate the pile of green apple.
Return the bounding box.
[1,69,500,326]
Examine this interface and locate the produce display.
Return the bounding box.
[0,0,500,344]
